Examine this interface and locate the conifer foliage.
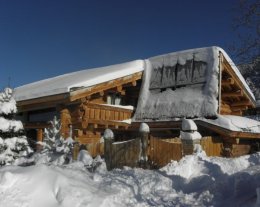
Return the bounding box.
[0,88,32,166]
[38,116,74,164]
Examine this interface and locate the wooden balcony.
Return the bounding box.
[71,103,134,130]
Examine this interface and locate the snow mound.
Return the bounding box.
[0,164,114,207]
[180,131,202,140]
[103,129,114,139]
[77,150,93,166]
[1,152,260,206]
[139,122,150,133]
[182,118,197,131]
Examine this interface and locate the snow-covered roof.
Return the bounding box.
[14,46,254,108]
[14,60,145,101]
[134,46,255,120]
[200,115,260,134]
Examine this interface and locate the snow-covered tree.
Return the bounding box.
[0,88,32,166]
[37,116,74,165]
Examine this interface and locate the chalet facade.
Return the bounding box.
[14,47,260,163]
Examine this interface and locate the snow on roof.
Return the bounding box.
[200,115,260,133]
[14,46,254,106]
[134,46,255,120]
[134,47,220,120]
[14,60,145,101]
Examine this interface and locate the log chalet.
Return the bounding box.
[14,46,260,164]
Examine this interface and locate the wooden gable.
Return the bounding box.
[219,52,256,116]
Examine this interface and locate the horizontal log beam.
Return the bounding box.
[24,122,51,129]
[231,100,252,107]
[131,80,137,86]
[86,103,133,113]
[222,78,235,86]
[220,102,232,114]
[70,72,142,101]
[99,91,104,96]
[120,90,126,95]
[222,90,243,98]
[17,93,70,107]
[116,85,123,92]
[220,107,232,114]
[73,119,130,130]
[231,106,248,111]
[230,111,243,116]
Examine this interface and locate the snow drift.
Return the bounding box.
[1,151,260,207]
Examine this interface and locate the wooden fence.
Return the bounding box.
[149,136,224,167]
[200,136,223,157]
[149,137,182,167]
[103,135,224,169]
[105,138,141,170]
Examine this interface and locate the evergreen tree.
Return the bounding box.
[0,88,32,166]
[38,116,74,164]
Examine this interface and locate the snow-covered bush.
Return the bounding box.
[36,116,74,165]
[0,88,32,166]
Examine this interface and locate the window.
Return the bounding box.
[107,93,122,105]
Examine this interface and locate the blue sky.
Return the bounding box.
[0,0,239,88]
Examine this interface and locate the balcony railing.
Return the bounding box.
[71,103,134,129]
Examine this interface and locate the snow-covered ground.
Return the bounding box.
[1,150,260,207]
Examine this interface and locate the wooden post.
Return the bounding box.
[139,123,150,168]
[218,52,223,114]
[72,142,80,160]
[36,128,43,152]
[104,129,114,170]
[60,107,71,138]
